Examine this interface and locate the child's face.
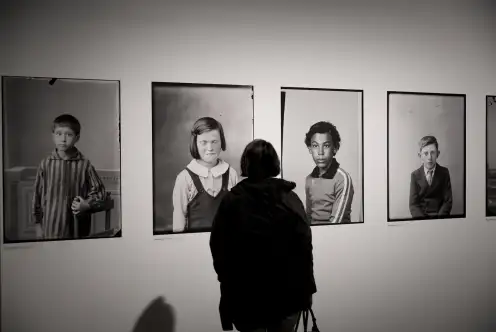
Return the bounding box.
[418,143,439,170]
[52,125,79,151]
[308,132,334,170]
[196,129,222,165]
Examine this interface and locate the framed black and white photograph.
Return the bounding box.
[2,76,122,243]
[281,87,364,225]
[152,82,254,235]
[487,95,496,217]
[387,91,466,222]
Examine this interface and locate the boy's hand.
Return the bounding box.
[71,196,91,215]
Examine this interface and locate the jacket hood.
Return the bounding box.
[230,177,296,201]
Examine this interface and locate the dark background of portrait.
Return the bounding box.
[281,88,364,223]
[152,84,254,233]
[3,77,120,169]
[388,93,465,220]
[487,96,496,216]
[2,76,121,241]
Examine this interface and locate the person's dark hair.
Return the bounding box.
[189,117,227,159]
[304,121,341,151]
[240,139,281,180]
[419,135,439,151]
[53,114,81,136]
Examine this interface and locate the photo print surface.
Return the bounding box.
[152,82,254,235]
[2,76,122,243]
[487,95,496,217]
[281,87,364,225]
[388,91,466,222]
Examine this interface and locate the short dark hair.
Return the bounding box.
[53,114,81,136]
[240,139,280,180]
[304,121,341,151]
[189,117,226,159]
[419,135,439,151]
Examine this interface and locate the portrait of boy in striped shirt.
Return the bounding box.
[32,114,106,240]
[304,121,354,224]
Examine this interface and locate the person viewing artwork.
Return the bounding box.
[172,117,239,233]
[32,114,106,240]
[304,121,354,224]
[210,139,316,332]
[409,135,453,218]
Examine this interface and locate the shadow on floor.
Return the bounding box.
[132,296,176,332]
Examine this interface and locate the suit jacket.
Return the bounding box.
[409,164,453,218]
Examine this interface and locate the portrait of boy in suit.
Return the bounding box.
[409,135,453,218]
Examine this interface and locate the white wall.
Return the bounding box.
[1,1,496,332]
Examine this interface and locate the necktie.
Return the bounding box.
[427,169,433,185]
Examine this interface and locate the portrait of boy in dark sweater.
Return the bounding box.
[304,121,354,224]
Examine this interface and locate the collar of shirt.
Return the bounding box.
[424,164,436,178]
[49,148,84,161]
[310,158,341,179]
[187,159,229,178]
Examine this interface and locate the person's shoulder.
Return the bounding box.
[74,150,94,165]
[174,167,194,185]
[411,166,423,177]
[436,164,450,173]
[283,190,307,220]
[38,154,52,164]
[227,165,239,177]
[336,166,352,184]
[305,173,314,185]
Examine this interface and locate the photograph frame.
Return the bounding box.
[151,81,255,236]
[387,90,467,223]
[280,86,365,227]
[1,75,123,244]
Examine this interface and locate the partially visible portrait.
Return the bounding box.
[152,82,254,235]
[487,95,496,217]
[388,91,466,222]
[281,87,364,225]
[2,76,122,243]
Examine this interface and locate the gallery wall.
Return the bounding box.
[1,1,496,332]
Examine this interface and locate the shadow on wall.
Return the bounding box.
[132,296,176,332]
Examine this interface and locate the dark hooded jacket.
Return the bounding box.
[209,177,317,331]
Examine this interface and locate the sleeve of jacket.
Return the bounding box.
[287,192,317,298]
[209,194,234,331]
[438,168,453,215]
[329,171,354,223]
[32,161,45,224]
[210,194,232,283]
[409,171,426,218]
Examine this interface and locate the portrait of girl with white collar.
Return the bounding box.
[172,117,239,233]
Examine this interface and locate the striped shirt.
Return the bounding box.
[305,158,354,224]
[32,148,106,239]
